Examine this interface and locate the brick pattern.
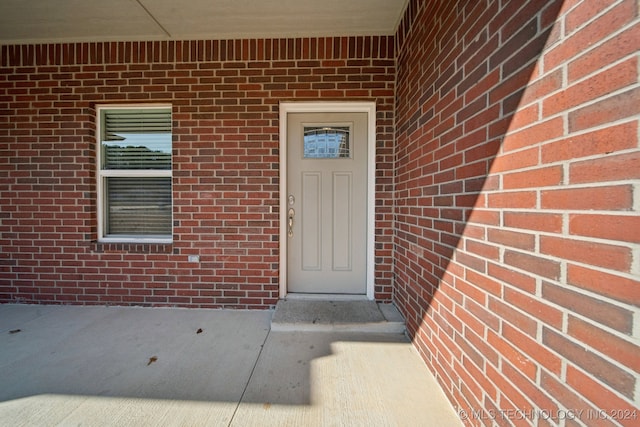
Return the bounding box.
[395,0,639,425]
[0,36,395,308]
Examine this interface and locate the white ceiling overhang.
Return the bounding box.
[0,0,408,45]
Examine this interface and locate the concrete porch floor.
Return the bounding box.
[271,299,406,333]
[0,303,461,426]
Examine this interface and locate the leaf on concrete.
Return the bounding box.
[196,328,203,334]
[147,356,158,366]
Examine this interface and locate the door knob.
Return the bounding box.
[288,208,295,237]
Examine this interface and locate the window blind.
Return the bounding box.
[102,108,172,170]
[105,177,172,236]
[103,145,171,170]
[104,109,171,139]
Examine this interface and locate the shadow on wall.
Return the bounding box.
[394,0,564,337]
[395,0,639,421]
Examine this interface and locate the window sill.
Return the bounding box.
[92,241,174,254]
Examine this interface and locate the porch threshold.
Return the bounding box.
[271,299,406,333]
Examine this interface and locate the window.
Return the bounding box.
[97,105,172,243]
[303,126,351,158]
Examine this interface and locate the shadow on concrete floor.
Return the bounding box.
[0,304,461,426]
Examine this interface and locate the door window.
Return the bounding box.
[303,126,351,158]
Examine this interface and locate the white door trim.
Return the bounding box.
[279,101,376,300]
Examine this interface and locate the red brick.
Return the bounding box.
[540,235,632,272]
[503,165,563,189]
[487,262,537,294]
[541,185,633,211]
[504,287,563,330]
[565,0,618,34]
[542,282,633,334]
[566,365,639,426]
[543,57,637,117]
[544,327,636,399]
[507,103,539,132]
[456,251,486,273]
[467,208,499,226]
[570,152,640,185]
[489,65,532,106]
[488,228,536,251]
[569,87,640,132]
[568,316,640,373]
[464,68,500,102]
[485,363,533,418]
[569,22,640,82]
[567,264,640,307]
[544,0,636,70]
[487,329,538,380]
[503,212,562,233]
[501,358,560,416]
[489,147,539,173]
[464,297,500,334]
[487,190,537,209]
[489,296,538,336]
[463,104,501,134]
[465,239,500,261]
[503,250,561,280]
[569,213,640,243]
[520,69,562,106]
[540,371,617,427]
[502,117,564,152]
[541,121,637,163]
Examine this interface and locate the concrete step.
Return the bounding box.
[271,299,406,333]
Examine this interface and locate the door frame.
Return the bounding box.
[279,101,376,300]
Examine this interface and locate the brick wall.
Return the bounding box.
[395,0,639,425]
[0,36,396,308]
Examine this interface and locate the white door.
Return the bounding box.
[286,112,368,294]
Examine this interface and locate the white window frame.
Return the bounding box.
[96,104,173,244]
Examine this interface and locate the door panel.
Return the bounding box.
[287,112,367,294]
[301,172,321,271]
[332,172,352,271]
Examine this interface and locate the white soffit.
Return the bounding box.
[0,0,167,43]
[0,0,409,45]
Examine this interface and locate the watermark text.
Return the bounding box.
[457,408,638,422]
